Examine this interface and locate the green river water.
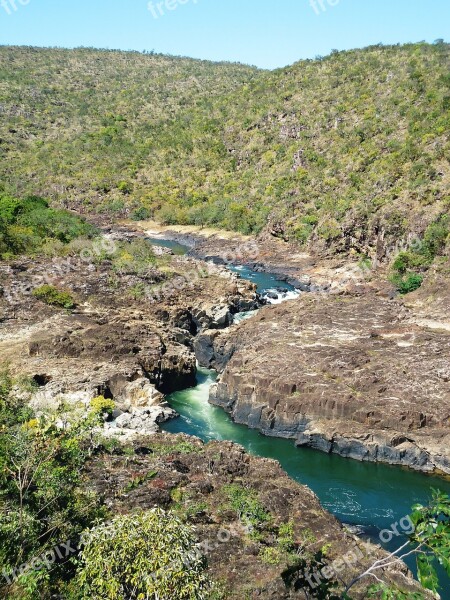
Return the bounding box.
[149,236,450,596]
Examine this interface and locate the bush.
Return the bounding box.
[73,510,211,600]
[32,285,75,309]
[131,206,151,221]
[422,214,449,257]
[224,484,270,531]
[89,396,115,420]
[112,239,156,275]
[0,194,96,256]
[0,410,104,598]
[391,272,424,294]
[0,369,33,427]
[392,251,431,274]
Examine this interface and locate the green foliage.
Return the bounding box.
[111,238,157,275]
[368,584,425,599]
[390,215,449,292]
[260,546,283,565]
[0,44,448,252]
[410,490,450,594]
[131,206,151,221]
[0,194,95,257]
[390,272,424,295]
[224,484,271,531]
[32,284,75,309]
[0,369,33,427]
[72,510,211,599]
[422,214,450,258]
[0,406,105,598]
[348,490,450,598]
[89,396,115,420]
[391,251,431,274]
[277,521,296,553]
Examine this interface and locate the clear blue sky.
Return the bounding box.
[0,0,449,69]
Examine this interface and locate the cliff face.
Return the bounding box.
[201,291,450,474]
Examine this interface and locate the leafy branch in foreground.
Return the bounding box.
[70,510,212,600]
[344,490,450,598]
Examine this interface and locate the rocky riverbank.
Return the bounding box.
[0,240,259,439]
[0,223,446,595]
[85,432,430,599]
[118,221,450,475]
[198,289,450,475]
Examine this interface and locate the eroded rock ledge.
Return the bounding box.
[0,250,259,438]
[201,293,450,475]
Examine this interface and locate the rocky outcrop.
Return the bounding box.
[207,292,450,474]
[85,432,431,599]
[103,404,177,440]
[0,249,259,433]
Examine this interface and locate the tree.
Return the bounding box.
[0,379,104,598]
[343,490,450,598]
[72,509,212,600]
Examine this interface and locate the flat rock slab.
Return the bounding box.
[208,293,450,474]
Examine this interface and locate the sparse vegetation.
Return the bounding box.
[32,284,75,309]
[390,214,449,293]
[0,43,448,259]
[224,484,271,532]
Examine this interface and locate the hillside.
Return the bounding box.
[0,43,449,259]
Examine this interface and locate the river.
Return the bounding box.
[148,235,450,596]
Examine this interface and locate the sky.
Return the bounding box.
[0,0,449,69]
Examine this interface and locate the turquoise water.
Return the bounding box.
[227,263,296,294]
[150,234,450,594]
[163,368,450,596]
[147,236,190,255]
[147,237,299,297]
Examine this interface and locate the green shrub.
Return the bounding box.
[73,510,211,599]
[422,214,449,257]
[0,370,33,427]
[18,207,94,244]
[32,285,75,309]
[260,546,282,565]
[391,272,424,294]
[392,251,431,274]
[390,216,449,291]
[277,521,296,553]
[89,396,115,419]
[0,411,105,597]
[117,180,133,195]
[224,484,271,530]
[131,206,151,221]
[112,239,156,275]
[0,194,95,257]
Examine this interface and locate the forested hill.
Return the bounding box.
[0,42,449,256]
